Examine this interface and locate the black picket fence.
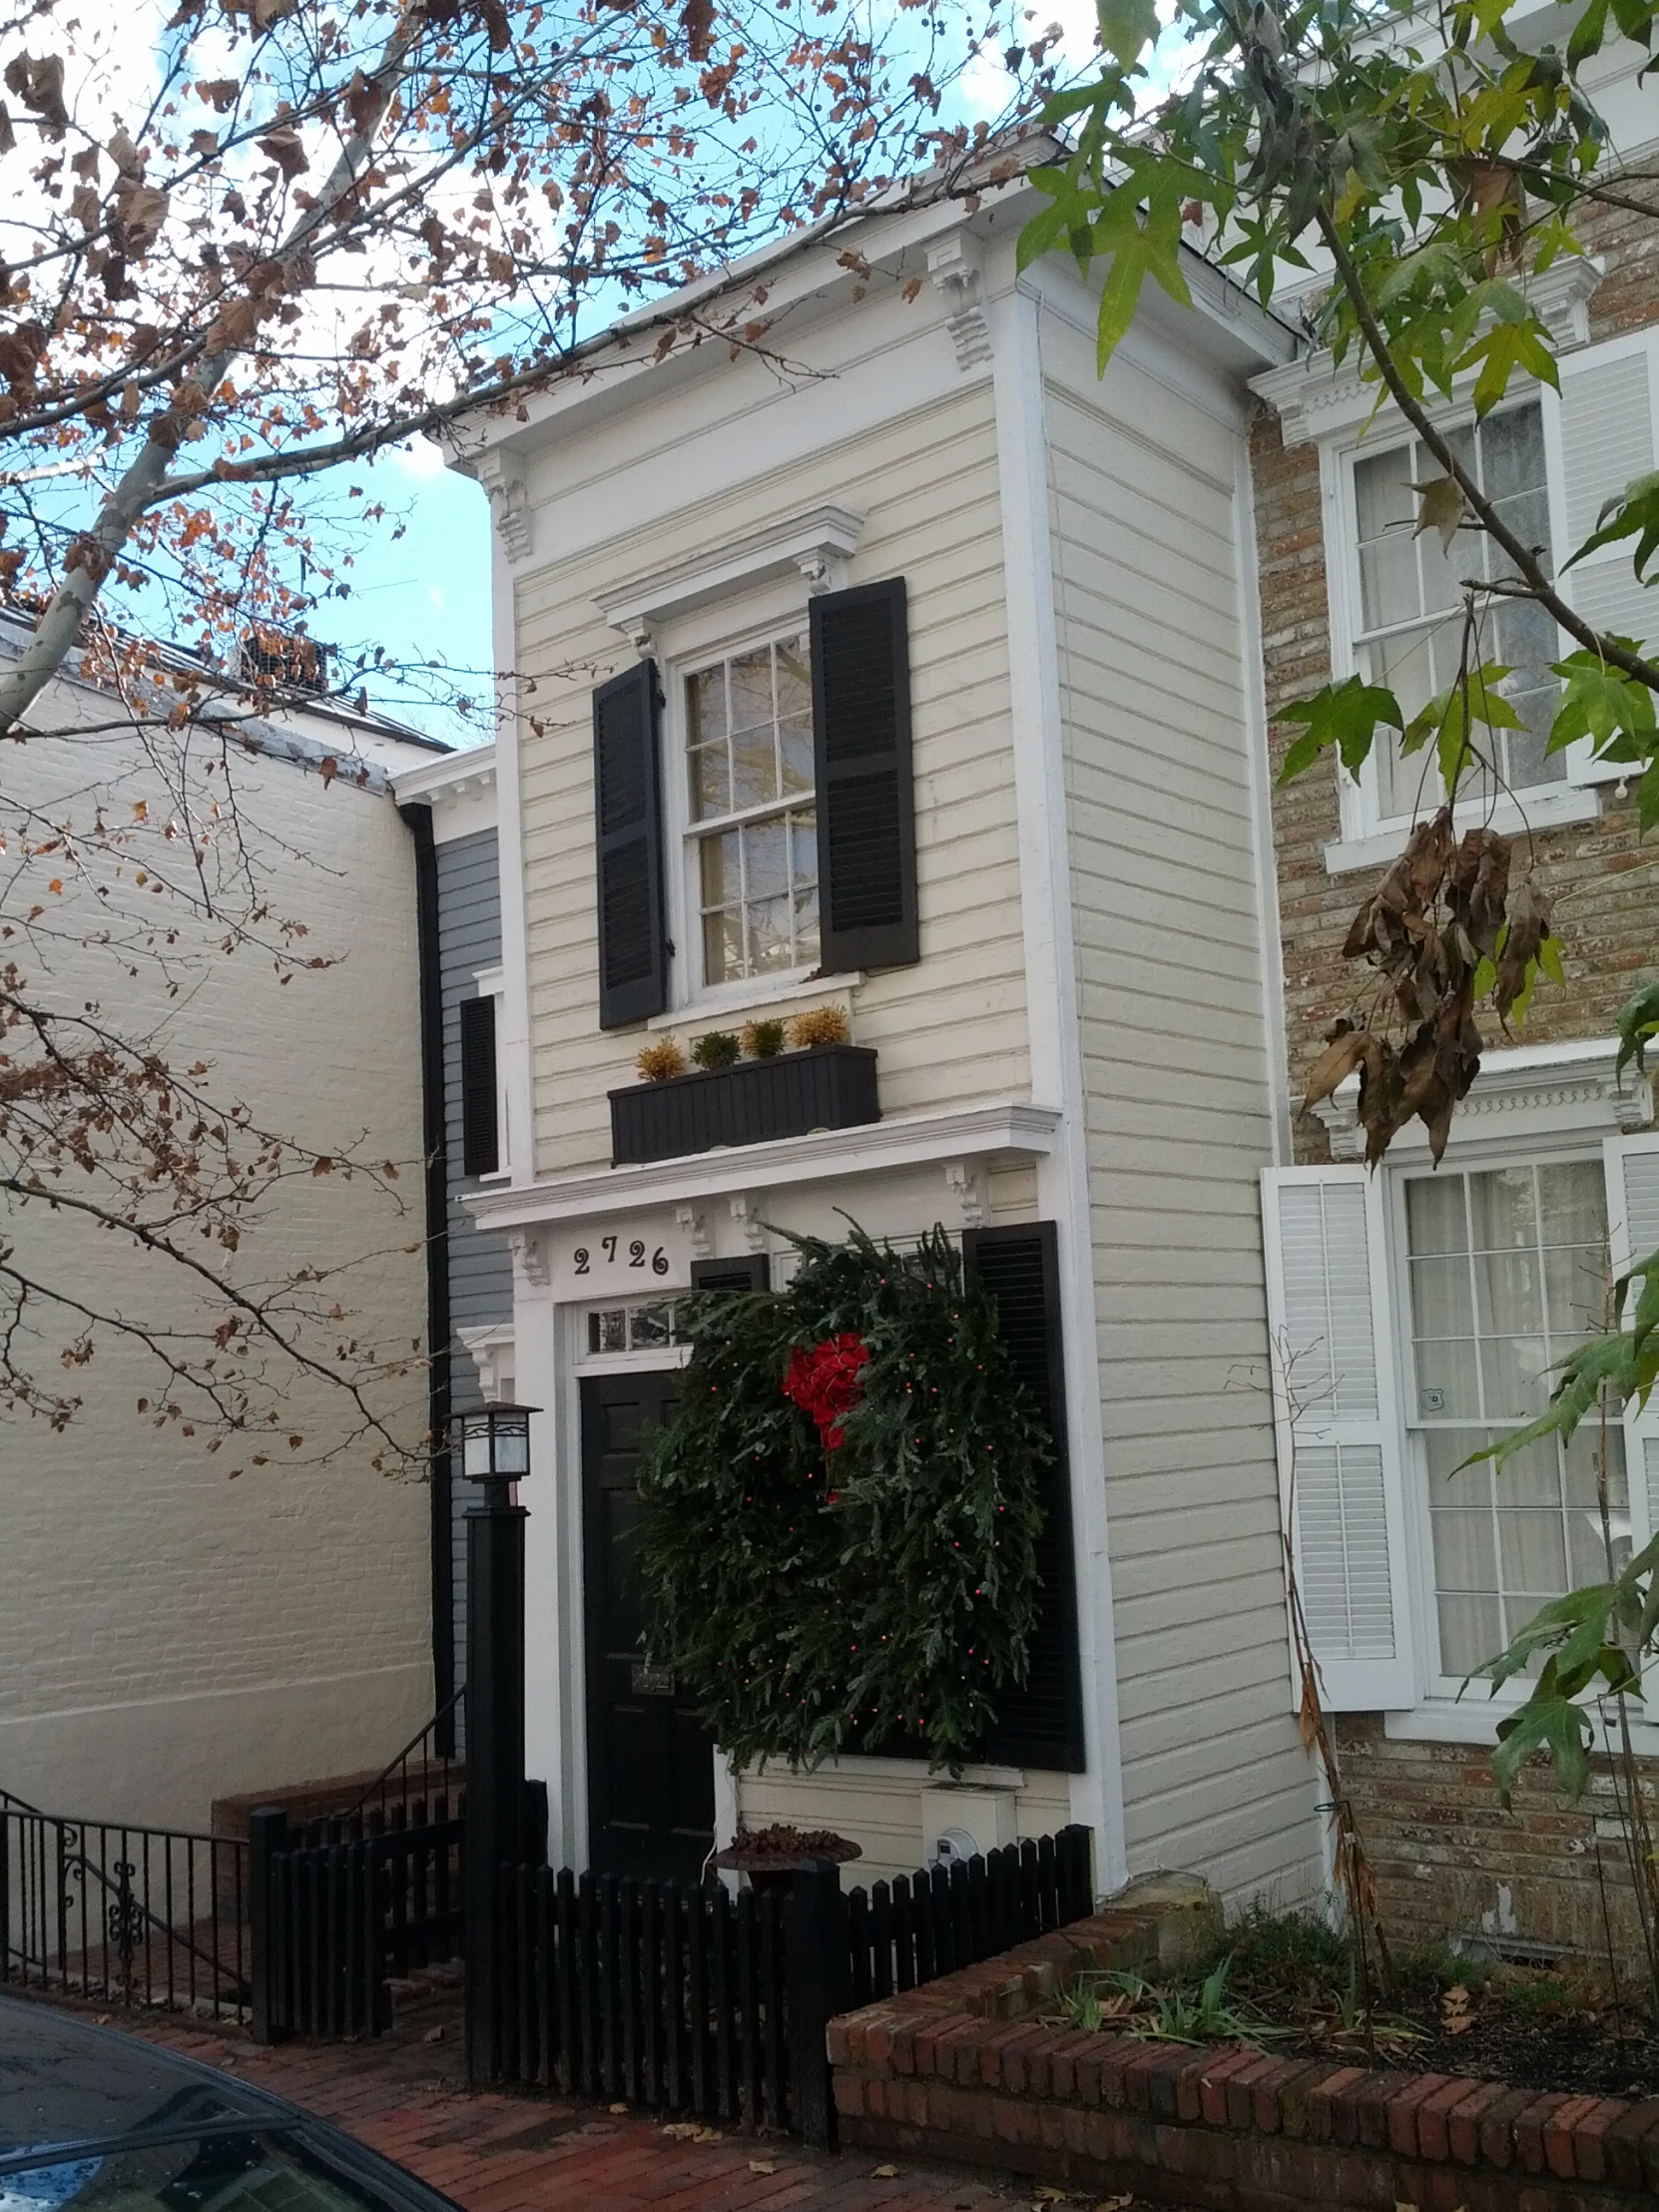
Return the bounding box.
[250,1794,465,2040]
[0,1790,250,2018]
[843,1823,1093,2007]
[484,1825,1094,2137]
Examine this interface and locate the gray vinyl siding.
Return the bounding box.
[437,827,512,1696]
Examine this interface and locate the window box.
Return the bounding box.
[609,1043,879,1166]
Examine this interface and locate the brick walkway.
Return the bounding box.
[98,1998,1170,2212]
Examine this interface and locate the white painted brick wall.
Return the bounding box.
[0,680,433,1828]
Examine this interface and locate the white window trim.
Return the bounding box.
[471,963,511,1183]
[662,615,824,1012]
[1383,1139,1620,1707]
[1368,1046,1659,1748]
[1319,394,1602,873]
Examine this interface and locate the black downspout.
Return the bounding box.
[399,800,457,1753]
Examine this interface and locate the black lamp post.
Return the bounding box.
[461,1401,536,2086]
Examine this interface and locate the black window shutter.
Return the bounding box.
[458,996,499,1177]
[690,1256,772,1294]
[964,1221,1086,1773]
[594,659,668,1028]
[810,579,918,972]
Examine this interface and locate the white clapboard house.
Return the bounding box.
[451,154,1329,1900]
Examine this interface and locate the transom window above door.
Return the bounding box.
[1352,403,1564,824]
[685,634,820,987]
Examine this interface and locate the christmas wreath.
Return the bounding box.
[637,1222,1048,1773]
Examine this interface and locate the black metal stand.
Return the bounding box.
[464,1471,528,2087]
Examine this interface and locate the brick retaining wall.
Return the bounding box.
[830,1902,1659,2210]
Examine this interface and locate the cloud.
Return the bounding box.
[390,436,451,481]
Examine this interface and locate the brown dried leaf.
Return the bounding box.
[1448,827,1510,961]
[681,0,716,60]
[1411,474,1467,553]
[3,53,68,136]
[1302,1027,1367,1115]
[257,125,307,180]
[1493,877,1550,1020]
[112,181,170,258]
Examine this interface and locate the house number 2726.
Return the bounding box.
[572,1237,671,1276]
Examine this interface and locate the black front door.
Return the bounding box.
[581,1372,716,1879]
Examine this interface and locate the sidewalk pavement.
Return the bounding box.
[109,2002,1140,2212]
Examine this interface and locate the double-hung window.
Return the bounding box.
[590,575,916,1029]
[684,633,820,988]
[1351,403,1563,823]
[1398,1160,1627,1682]
[1263,1129,1659,1724]
[1313,322,1659,857]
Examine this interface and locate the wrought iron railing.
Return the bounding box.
[0,1794,250,2018]
[343,1685,465,1829]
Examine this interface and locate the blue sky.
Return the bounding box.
[343,441,493,749]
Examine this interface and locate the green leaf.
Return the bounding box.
[1095,0,1161,71]
[1537,932,1566,989]
[1565,469,1659,578]
[1458,312,1560,416]
[1489,1682,1593,1804]
[1615,978,1659,1073]
[1091,169,1192,373]
[1547,651,1658,757]
[1457,1331,1636,1466]
[1567,0,1612,66]
[1276,676,1403,783]
[1016,196,1071,275]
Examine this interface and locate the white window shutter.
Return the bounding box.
[1554,331,1659,788]
[1261,1166,1418,1710]
[1603,1133,1659,1572]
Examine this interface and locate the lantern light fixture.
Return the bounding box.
[458,1402,536,1485]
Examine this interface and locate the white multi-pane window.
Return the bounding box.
[685,635,819,987]
[1351,402,1564,822]
[584,1302,689,1359]
[1399,1161,1628,1679]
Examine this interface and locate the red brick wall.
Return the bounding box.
[1335,1715,1655,1964]
[831,1901,1659,2204]
[1255,194,1659,1157]
[1254,192,1659,1962]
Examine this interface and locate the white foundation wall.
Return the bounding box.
[0,687,433,1830]
[1037,280,1324,1906]
[734,1761,1073,1888]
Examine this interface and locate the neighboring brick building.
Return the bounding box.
[0,617,443,1829]
[1249,40,1659,1961]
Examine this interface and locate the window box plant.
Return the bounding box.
[612,1020,877,1166]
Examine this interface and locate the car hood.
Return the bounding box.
[0,1999,287,2166]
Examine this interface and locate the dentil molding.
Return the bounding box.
[1252,257,1606,446]
[1313,1034,1654,1161]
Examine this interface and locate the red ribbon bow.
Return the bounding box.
[783,1332,870,1452]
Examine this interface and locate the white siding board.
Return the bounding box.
[1043,312,1318,1905]
[512,376,1028,1179]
